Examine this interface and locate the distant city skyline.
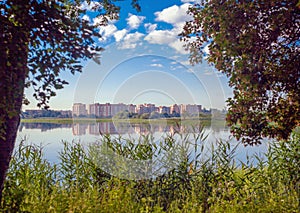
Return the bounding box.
[24,101,215,111]
[71,102,215,118]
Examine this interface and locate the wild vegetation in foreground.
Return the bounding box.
[1,129,299,212]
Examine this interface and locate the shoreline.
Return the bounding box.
[20,116,225,125]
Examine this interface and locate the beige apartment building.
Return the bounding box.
[72,103,87,117]
[180,104,202,115]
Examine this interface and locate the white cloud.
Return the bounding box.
[114,29,128,42]
[118,32,144,49]
[98,24,117,41]
[145,30,176,45]
[154,3,192,27]
[169,40,188,54]
[203,43,210,56]
[80,1,102,11]
[126,13,146,29]
[150,63,163,68]
[82,14,90,22]
[144,23,157,33]
[144,28,187,54]
[144,4,192,54]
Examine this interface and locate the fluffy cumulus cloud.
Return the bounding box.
[144,3,191,54]
[154,3,192,27]
[145,30,176,45]
[82,14,90,22]
[114,29,128,42]
[80,1,102,11]
[98,24,117,41]
[118,32,144,49]
[144,23,157,33]
[126,13,146,29]
[169,40,188,54]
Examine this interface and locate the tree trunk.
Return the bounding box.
[0,19,29,199]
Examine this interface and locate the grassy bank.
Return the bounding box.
[21,116,217,125]
[1,131,299,212]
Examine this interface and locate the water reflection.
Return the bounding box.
[20,121,229,136]
[17,121,268,166]
[19,122,72,132]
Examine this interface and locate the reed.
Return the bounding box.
[1,129,299,212]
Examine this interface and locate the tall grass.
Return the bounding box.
[1,130,299,212]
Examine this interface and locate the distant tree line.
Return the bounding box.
[111,110,213,120]
[22,110,72,118]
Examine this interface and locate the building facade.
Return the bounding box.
[72,103,87,117]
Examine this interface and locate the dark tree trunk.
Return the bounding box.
[0,18,29,199]
[0,113,21,200]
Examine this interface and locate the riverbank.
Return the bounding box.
[21,116,222,125]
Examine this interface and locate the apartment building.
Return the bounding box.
[170,104,180,114]
[159,106,171,115]
[180,104,202,115]
[72,103,87,117]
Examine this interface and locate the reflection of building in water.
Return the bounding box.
[134,124,152,135]
[169,125,185,135]
[158,125,171,133]
[72,103,87,117]
[72,123,88,135]
[88,122,118,135]
[88,123,100,135]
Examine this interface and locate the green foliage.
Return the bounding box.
[1,131,299,212]
[181,0,300,145]
[1,0,140,108]
[0,0,140,197]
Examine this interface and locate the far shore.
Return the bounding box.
[20,116,225,125]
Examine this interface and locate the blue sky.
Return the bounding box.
[24,0,233,110]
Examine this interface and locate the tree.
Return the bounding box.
[0,0,140,198]
[181,0,300,145]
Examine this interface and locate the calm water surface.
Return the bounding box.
[16,121,269,165]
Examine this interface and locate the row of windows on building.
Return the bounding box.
[72,103,205,117]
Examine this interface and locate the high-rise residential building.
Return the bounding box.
[170,104,180,114]
[72,103,87,117]
[73,102,205,117]
[159,106,170,115]
[180,104,202,115]
[88,103,101,117]
[128,104,136,113]
[100,103,111,117]
[111,103,128,116]
[136,103,157,114]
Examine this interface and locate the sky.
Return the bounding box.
[23,0,233,111]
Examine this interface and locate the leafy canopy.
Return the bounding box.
[0,0,140,108]
[181,0,300,145]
